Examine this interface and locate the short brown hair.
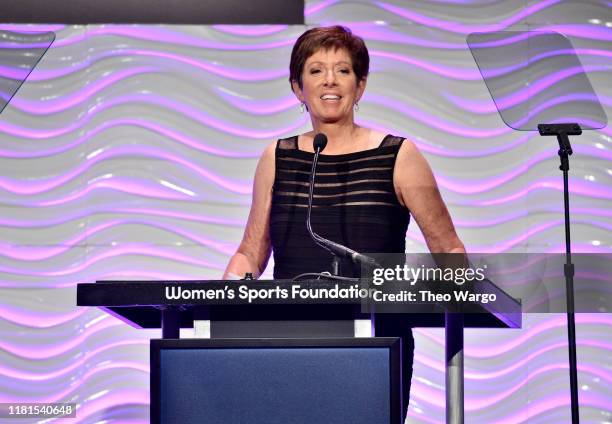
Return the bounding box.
[289,25,369,90]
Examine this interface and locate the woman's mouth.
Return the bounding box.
[320,94,341,101]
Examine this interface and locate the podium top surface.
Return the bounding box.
[77,279,521,330]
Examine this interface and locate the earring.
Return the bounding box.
[299,102,305,113]
[354,102,359,112]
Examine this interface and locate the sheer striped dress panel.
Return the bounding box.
[270,135,410,279]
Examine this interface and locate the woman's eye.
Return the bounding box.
[310,69,321,74]
[340,69,350,74]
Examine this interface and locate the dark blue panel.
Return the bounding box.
[159,347,390,424]
[0,0,304,24]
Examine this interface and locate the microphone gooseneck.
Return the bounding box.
[306,133,330,256]
[305,133,380,276]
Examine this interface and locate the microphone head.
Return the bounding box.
[313,133,328,152]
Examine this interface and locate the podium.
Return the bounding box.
[77,279,521,423]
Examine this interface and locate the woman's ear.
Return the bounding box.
[356,77,367,103]
[291,79,304,102]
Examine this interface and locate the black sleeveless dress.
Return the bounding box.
[271,134,410,278]
[270,134,415,415]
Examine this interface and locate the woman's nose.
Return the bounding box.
[323,69,337,85]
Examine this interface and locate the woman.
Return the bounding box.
[224,25,465,417]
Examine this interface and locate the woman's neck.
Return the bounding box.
[310,121,366,153]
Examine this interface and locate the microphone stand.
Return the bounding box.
[306,139,343,276]
[306,134,381,277]
[538,123,581,424]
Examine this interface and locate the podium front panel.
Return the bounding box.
[151,338,401,424]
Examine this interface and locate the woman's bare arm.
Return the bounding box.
[223,142,276,279]
[394,139,465,254]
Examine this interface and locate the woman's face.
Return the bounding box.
[292,48,366,124]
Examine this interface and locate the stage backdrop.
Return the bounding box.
[0,0,610,423]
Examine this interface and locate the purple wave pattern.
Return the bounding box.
[0,1,611,423]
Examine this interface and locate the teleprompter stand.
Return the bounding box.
[538,122,581,423]
[468,29,609,423]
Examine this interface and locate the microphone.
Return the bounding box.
[306,133,381,276]
[313,132,327,152]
